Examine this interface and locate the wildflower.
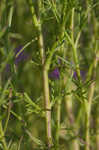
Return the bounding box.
[49,68,60,80]
[14,46,29,66]
[5,45,29,74]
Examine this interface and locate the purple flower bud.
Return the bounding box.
[4,45,29,74]
[14,46,29,65]
[49,68,60,80]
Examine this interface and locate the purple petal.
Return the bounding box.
[14,45,23,55]
[49,68,60,80]
[14,46,29,65]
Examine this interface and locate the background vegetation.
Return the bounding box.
[0,0,99,150]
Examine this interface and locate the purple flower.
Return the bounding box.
[5,45,29,74]
[49,68,60,80]
[14,46,29,65]
[73,70,87,81]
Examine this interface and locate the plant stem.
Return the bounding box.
[70,8,81,80]
[4,100,12,133]
[55,99,61,150]
[0,121,8,150]
[84,6,98,148]
[29,0,53,148]
[66,8,80,150]
[43,67,53,148]
[95,105,99,150]
[85,51,98,150]
[65,86,79,150]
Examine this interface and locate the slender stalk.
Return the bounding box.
[84,100,91,150]
[43,67,53,148]
[65,84,79,150]
[17,136,23,150]
[55,99,61,150]
[70,8,74,43]
[38,0,53,147]
[4,88,12,133]
[96,106,99,150]
[0,121,8,150]
[92,12,99,150]
[70,8,81,80]
[54,2,67,148]
[4,102,11,133]
[25,128,45,147]
[85,51,98,150]
[84,5,98,148]
[66,8,80,150]
[29,0,53,148]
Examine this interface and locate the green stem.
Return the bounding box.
[54,2,67,148]
[65,8,81,150]
[0,121,8,150]
[43,67,53,148]
[4,101,12,133]
[95,105,99,150]
[70,8,74,43]
[67,8,81,80]
[65,87,79,150]
[29,0,53,148]
[55,99,61,150]
[85,51,98,150]
[84,6,98,148]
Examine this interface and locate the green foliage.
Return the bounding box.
[0,0,99,150]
